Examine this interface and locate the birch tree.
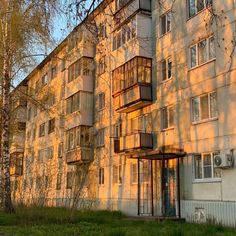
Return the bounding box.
[0,0,60,213]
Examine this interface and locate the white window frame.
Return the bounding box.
[42,73,48,87]
[112,16,136,51]
[193,152,221,182]
[97,57,106,75]
[191,91,217,123]
[189,36,215,69]
[161,106,174,130]
[113,164,122,184]
[188,0,212,18]
[160,57,172,82]
[98,93,105,110]
[97,128,105,147]
[160,11,171,36]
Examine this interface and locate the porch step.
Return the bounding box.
[125,216,185,223]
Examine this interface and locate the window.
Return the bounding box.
[68,57,93,83]
[27,107,31,121]
[42,73,48,87]
[97,57,106,75]
[51,66,57,79]
[66,92,80,114]
[98,23,107,38]
[188,0,212,18]
[161,106,174,130]
[66,172,75,189]
[130,163,138,184]
[47,146,54,159]
[68,31,83,51]
[38,149,44,162]
[58,143,63,158]
[60,59,66,72]
[56,173,62,190]
[130,113,152,134]
[112,17,136,51]
[97,128,105,147]
[160,11,171,35]
[98,93,105,110]
[190,36,215,68]
[99,168,104,185]
[192,91,217,123]
[114,123,122,138]
[194,153,221,180]
[161,57,172,81]
[32,127,36,141]
[39,123,45,137]
[48,118,55,134]
[46,93,56,108]
[17,122,26,131]
[113,165,122,184]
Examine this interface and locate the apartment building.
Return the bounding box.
[9,0,236,227]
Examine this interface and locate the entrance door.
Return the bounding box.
[138,159,153,216]
[162,159,177,217]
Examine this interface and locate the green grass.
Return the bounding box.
[0,207,235,236]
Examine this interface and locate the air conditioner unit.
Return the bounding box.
[214,154,234,168]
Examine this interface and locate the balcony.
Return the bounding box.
[113,83,152,112]
[114,0,151,28]
[116,132,153,153]
[66,147,93,164]
[112,56,152,113]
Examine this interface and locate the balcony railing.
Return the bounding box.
[66,147,93,164]
[115,132,153,153]
[113,83,152,113]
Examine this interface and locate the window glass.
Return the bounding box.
[197,0,205,12]
[198,40,207,64]
[194,154,202,179]
[190,45,197,68]
[192,97,200,122]
[203,153,212,178]
[209,36,215,59]
[200,94,209,120]
[189,0,196,17]
[167,58,172,79]
[99,168,104,185]
[210,92,217,118]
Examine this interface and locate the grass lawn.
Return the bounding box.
[0,207,236,236]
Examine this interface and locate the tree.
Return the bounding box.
[0,0,60,213]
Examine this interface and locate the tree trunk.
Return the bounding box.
[2,56,14,213]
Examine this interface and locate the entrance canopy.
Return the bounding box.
[126,145,187,160]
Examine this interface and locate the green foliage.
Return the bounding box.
[0,207,236,236]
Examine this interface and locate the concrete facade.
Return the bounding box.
[9,0,236,226]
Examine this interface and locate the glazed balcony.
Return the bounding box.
[66,126,93,164]
[114,0,151,28]
[116,132,153,153]
[66,147,93,164]
[112,56,152,113]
